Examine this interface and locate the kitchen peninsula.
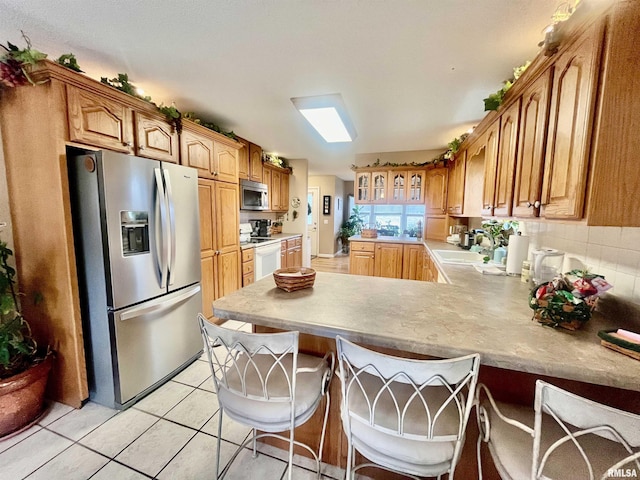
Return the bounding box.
[213,249,640,475]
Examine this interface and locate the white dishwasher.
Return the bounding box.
[254,241,282,281]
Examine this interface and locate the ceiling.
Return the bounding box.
[0,0,561,180]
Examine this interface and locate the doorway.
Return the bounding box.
[307,187,319,258]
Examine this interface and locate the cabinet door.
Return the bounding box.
[215,249,240,299]
[67,85,134,153]
[371,171,388,204]
[198,180,217,319]
[388,171,407,203]
[402,244,424,280]
[493,100,521,217]
[513,70,552,217]
[447,151,467,214]
[280,173,290,212]
[541,24,602,219]
[213,141,239,184]
[349,251,375,276]
[281,240,288,268]
[271,169,282,211]
[134,111,179,163]
[215,182,240,252]
[181,128,215,178]
[237,137,250,180]
[263,167,272,211]
[355,172,371,203]
[249,143,263,183]
[407,170,426,204]
[481,122,500,216]
[425,167,448,215]
[374,243,403,278]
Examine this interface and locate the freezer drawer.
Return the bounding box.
[112,285,202,406]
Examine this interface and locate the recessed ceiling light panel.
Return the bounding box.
[291,94,357,143]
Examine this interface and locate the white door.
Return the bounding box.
[307,187,319,257]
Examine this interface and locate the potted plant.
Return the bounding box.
[0,240,52,438]
[338,206,365,253]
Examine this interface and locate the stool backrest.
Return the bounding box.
[533,380,640,480]
[199,314,299,403]
[336,336,480,472]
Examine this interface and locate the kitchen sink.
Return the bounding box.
[433,250,485,265]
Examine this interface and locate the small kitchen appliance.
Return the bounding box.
[531,248,565,285]
[240,179,269,211]
[239,223,253,244]
[249,219,271,237]
[459,230,475,250]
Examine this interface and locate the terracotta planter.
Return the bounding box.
[0,354,52,438]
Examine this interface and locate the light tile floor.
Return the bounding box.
[0,320,366,480]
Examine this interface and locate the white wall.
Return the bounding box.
[520,222,640,304]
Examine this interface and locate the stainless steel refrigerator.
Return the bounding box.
[68,149,203,409]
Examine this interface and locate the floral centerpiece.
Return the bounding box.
[529,270,612,330]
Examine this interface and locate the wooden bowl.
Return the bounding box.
[273,267,316,292]
[361,229,378,238]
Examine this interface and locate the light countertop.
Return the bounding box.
[213,241,640,392]
[240,233,302,249]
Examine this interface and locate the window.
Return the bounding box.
[353,204,425,237]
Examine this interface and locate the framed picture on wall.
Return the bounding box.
[323,195,331,215]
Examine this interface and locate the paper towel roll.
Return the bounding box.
[506,234,530,276]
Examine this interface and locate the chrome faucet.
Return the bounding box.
[474,229,495,256]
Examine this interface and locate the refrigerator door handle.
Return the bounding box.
[119,285,201,321]
[154,167,169,289]
[163,168,177,286]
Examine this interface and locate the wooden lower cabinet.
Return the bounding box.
[374,243,404,279]
[402,244,424,280]
[282,236,303,269]
[241,248,255,287]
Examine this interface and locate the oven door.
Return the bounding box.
[254,243,282,280]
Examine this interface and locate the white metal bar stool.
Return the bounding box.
[336,335,481,480]
[199,314,334,480]
[476,380,640,480]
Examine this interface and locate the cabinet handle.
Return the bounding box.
[526,201,533,208]
[139,145,145,150]
[534,200,541,208]
[123,141,133,147]
[215,250,221,255]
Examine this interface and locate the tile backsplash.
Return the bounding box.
[520,222,640,304]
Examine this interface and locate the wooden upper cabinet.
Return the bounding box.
[407,170,426,204]
[481,122,501,216]
[493,99,521,217]
[237,137,250,180]
[271,168,282,211]
[425,167,448,215]
[388,171,406,203]
[541,22,602,220]
[215,182,240,252]
[447,150,467,215]
[371,171,388,204]
[181,127,215,178]
[67,85,134,153]
[512,69,552,217]
[374,242,403,278]
[213,141,239,184]
[134,111,179,163]
[355,172,371,203]
[280,171,289,211]
[249,143,263,183]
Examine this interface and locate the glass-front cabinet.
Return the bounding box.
[371,171,387,204]
[388,171,406,202]
[356,172,371,203]
[407,170,426,204]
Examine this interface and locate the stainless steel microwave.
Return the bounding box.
[240,179,269,211]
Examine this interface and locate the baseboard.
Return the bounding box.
[317,253,336,258]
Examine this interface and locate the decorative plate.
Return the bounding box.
[291,197,301,208]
